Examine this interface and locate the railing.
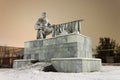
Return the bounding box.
[52,19,84,37]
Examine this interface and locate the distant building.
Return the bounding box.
[0,46,24,68]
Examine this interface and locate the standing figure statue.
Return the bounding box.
[34,12,53,39]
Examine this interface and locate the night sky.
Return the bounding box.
[0,0,120,48]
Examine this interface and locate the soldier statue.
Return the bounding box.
[34,12,53,39]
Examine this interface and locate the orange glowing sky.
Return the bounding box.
[0,0,120,48]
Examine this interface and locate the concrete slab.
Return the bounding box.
[13,59,35,69]
[51,58,101,72]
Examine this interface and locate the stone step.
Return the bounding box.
[51,58,101,73]
[13,60,57,72]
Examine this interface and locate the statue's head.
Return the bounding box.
[41,12,46,19]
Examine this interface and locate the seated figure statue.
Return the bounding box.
[34,12,53,39]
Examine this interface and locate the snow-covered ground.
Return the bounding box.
[0,66,120,80]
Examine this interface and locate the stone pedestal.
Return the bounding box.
[24,34,92,62]
[13,33,101,73]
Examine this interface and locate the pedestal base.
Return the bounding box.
[13,59,35,69]
[51,58,101,72]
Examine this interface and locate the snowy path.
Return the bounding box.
[0,66,120,80]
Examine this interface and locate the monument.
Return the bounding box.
[13,12,101,73]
